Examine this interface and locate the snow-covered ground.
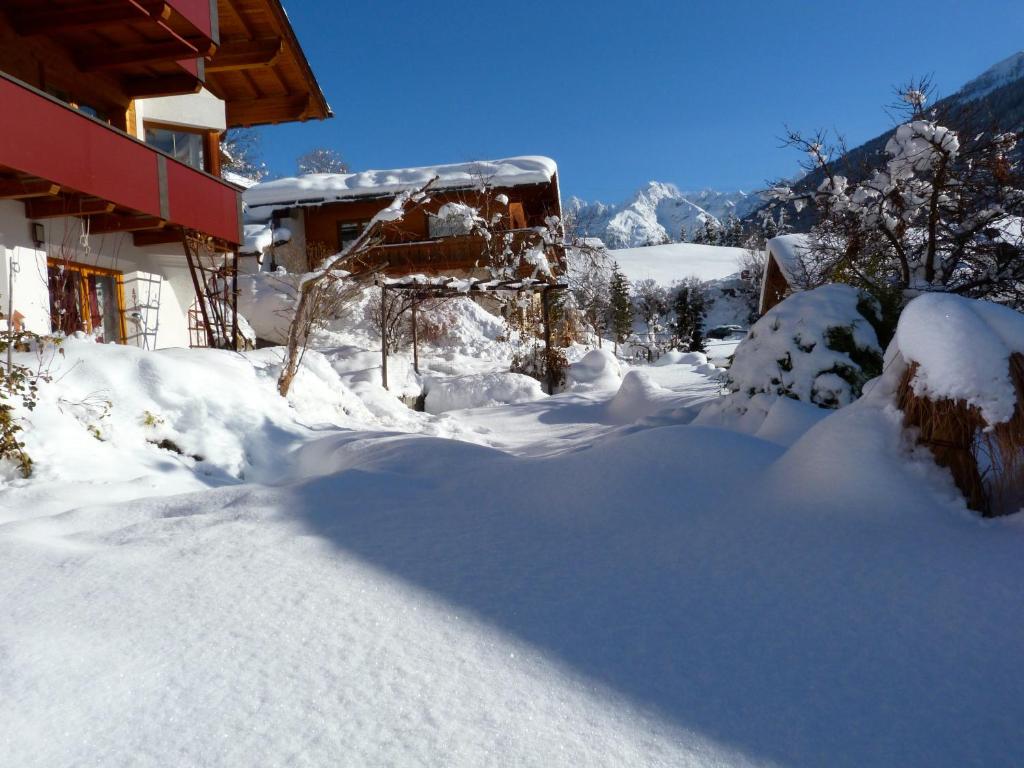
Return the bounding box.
[3,292,1024,767]
[610,241,750,286]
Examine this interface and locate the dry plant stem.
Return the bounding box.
[898,353,1024,516]
[277,179,438,397]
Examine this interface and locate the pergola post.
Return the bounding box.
[541,286,554,395]
[411,296,420,375]
[380,284,389,390]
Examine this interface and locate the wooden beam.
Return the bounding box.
[78,41,200,72]
[0,179,61,200]
[25,197,114,219]
[225,94,310,127]
[133,229,183,247]
[87,214,166,234]
[9,1,168,36]
[123,74,203,99]
[207,38,282,72]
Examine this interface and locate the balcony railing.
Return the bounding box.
[351,229,565,278]
[0,71,240,246]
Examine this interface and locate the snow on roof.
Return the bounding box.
[766,234,810,284]
[608,242,749,285]
[244,156,558,213]
[241,223,292,255]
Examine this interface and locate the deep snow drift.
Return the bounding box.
[2,295,1024,767]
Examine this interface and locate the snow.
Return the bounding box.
[4,281,1024,766]
[765,233,810,284]
[563,348,623,391]
[424,371,546,413]
[609,242,751,285]
[244,156,557,215]
[895,292,1024,424]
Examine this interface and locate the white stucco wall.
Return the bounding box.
[0,201,50,333]
[0,202,201,349]
[134,88,227,134]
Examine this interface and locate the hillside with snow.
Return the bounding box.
[569,183,758,248]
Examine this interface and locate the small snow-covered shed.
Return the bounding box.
[760,234,810,315]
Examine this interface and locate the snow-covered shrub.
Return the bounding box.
[727,284,883,408]
[697,285,883,436]
[887,293,1024,515]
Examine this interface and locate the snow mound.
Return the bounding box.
[655,350,708,366]
[12,340,300,482]
[564,348,623,391]
[424,372,546,414]
[607,370,670,423]
[895,293,1024,425]
[237,270,299,344]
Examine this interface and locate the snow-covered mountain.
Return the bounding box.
[569,183,756,248]
[955,50,1024,104]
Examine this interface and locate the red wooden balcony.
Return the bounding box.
[0,72,241,247]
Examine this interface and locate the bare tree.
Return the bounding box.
[297,148,349,175]
[220,129,268,182]
[770,79,1024,309]
[277,180,437,396]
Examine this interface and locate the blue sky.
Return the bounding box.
[256,0,1024,203]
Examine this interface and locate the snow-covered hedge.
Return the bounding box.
[727,285,883,408]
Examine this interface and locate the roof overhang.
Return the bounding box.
[3,1,220,97]
[206,0,331,127]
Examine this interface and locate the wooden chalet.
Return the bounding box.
[242,157,566,280]
[0,0,329,349]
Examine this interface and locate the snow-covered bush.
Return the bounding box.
[697,285,883,435]
[727,285,883,408]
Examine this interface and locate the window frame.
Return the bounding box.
[142,120,219,175]
[46,259,127,343]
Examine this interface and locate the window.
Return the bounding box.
[337,220,368,252]
[144,125,206,171]
[508,202,527,229]
[47,261,126,343]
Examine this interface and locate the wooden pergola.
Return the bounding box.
[376,275,568,395]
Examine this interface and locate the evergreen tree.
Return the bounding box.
[701,218,722,246]
[723,213,744,247]
[671,278,708,352]
[608,264,633,354]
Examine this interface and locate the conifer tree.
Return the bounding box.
[608,263,633,354]
[671,278,708,352]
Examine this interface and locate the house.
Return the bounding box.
[0,0,329,349]
[242,156,566,279]
[759,234,810,314]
